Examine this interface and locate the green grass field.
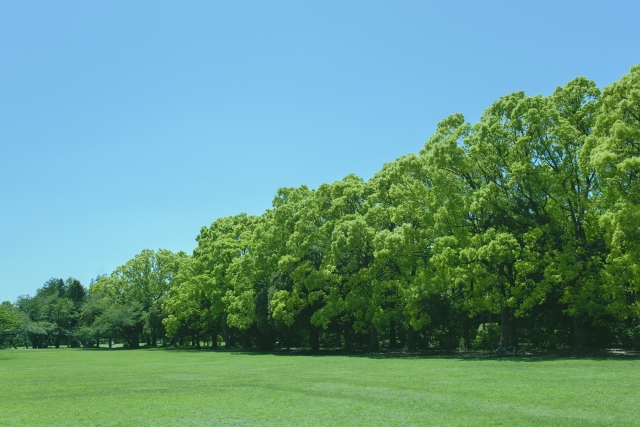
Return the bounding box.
[1,348,638,426]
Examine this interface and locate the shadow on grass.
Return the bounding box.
[151,346,640,362]
[6,345,640,362]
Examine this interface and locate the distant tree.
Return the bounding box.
[93,300,145,348]
[164,215,255,348]
[89,250,185,347]
[15,295,56,348]
[34,278,86,347]
[0,302,20,330]
[66,278,87,306]
[38,278,66,298]
[0,302,22,349]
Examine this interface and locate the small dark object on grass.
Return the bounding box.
[493,344,517,356]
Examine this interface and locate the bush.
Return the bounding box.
[472,323,500,350]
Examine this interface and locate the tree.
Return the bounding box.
[164,215,255,348]
[367,153,455,350]
[590,64,640,343]
[66,278,87,307]
[421,100,555,349]
[0,303,20,330]
[225,186,313,349]
[0,302,22,349]
[267,175,375,351]
[538,78,605,348]
[91,296,145,348]
[93,249,186,346]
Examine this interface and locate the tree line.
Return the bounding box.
[2,64,639,352]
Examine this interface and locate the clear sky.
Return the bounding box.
[1,1,638,303]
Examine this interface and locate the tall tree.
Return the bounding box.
[164,215,255,347]
[225,186,313,349]
[590,64,640,338]
[109,249,186,345]
[422,104,551,348]
[269,176,372,350]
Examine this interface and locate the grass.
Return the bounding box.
[1,348,639,426]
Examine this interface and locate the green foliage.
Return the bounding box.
[8,277,86,348]
[161,215,256,348]
[0,303,20,330]
[87,249,186,347]
[589,65,640,324]
[471,323,501,350]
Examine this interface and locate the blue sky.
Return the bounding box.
[1,1,638,302]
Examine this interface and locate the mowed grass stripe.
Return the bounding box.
[0,349,638,426]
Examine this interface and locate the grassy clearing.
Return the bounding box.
[0,348,638,426]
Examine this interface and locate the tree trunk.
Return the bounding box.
[510,315,518,353]
[227,329,235,348]
[573,315,585,350]
[211,331,218,348]
[389,320,397,349]
[500,307,511,347]
[369,325,379,351]
[463,316,471,350]
[407,324,416,352]
[310,323,319,352]
[242,331,251,349]
[399,324,406,349]
[344,327,352,351]
[151,332,157,347]
[335,323,342,349]
[55,334,60,349]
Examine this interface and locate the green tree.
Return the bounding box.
[0,302,22,349]
[421,103,553,348]
[590,64,640,341]
[15,295,55,348]
[0,303,20,330]
[268,175,373,351]
[93,300,146,348]
[93,249,186,346]
[164,215,255,348]
[368,153,466,350]
[225,186,313,349]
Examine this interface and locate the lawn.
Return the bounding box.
[0,348,638,426]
